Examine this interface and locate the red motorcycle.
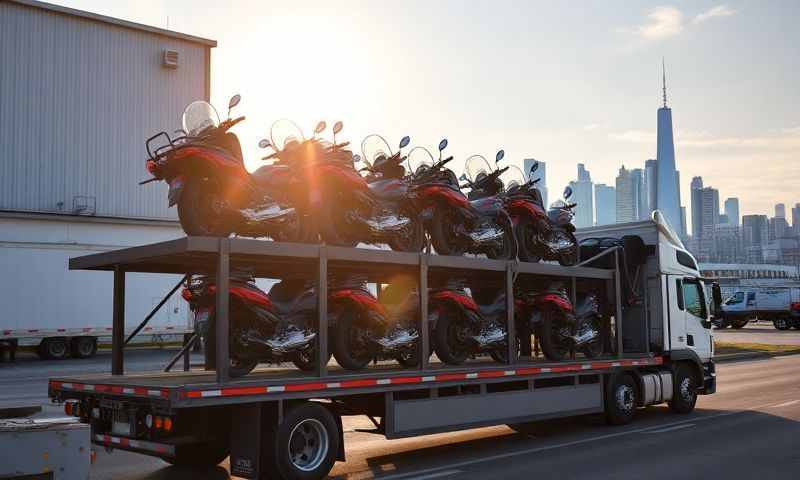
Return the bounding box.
[256,123,424,251]
[516,282,605,361]
[406,142,517,259]
[141,95,298,240]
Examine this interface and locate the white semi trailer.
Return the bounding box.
[50,213,718,479]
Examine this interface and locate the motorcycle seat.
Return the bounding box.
[252,164,291,187]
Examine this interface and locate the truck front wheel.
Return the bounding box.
[773,318,791,330]
[668,363,698,414]
[263,402,340,480]
[604,373,637,425]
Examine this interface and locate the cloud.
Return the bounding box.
[625,6,683,41]
[692,5,737,24]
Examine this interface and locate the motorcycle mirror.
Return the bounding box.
[438,139,448,151]
[459,173,467,181]
[399,136,411,149]
[333,121,343,135]
[495,150,505,163]
[314,121,327,135]
[352,154,362,164]
[530,162,539,174]
[258,139,271,149]
[228,94,241,111]
[563,186,573,199]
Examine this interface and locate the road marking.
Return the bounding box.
[375,409,747,480]
[768,400,800,408]
[644,423,695,434]
[409,469,462,480]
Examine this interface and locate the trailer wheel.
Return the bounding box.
[604,373,637,425]
[38,338,69,360]
[668,363,698,414]
[70,337,97,359]
[773,318,791,330]
[263,402,340,480]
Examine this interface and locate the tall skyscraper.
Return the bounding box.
[742,214,769,263]
[654,61,682,232]
[569,163,593,228]
[630,168,647,220]
[775,203,786,219]
[690,176,704,239]
[523,158,548,208]
[644,159,658,215]
[793,203,800,236]
[595,184,616,225]
[724,198,740,227]
[615,166,636,223]
[692,186,720,260]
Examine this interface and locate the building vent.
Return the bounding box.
[162,50,179,69]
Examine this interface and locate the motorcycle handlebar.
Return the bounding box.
[261,152,279,161]
[221,116,246,131]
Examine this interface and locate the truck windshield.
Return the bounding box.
[724,292,744,305]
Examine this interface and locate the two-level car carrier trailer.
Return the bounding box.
[49,215,717,479]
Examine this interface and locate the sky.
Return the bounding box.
[55,0,800,222]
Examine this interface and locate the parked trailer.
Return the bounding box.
[0,217,193,361]
[49,215,717,479]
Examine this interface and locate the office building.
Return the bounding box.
[654,62,682,232]
[644,159,658,215]
[569,164,594,228]
[594,183,616,225]
[725,198,740,227]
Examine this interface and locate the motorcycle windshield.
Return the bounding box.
[361,134,393,169]
[465,155,492,183]
[500,165,526,192]
[406,146,434,177]
[182,101,220,137]
[270,119,306,151]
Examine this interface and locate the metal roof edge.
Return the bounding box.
[6,0,217,47]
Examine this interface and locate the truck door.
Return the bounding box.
[746,291,757,310]
[680,278,713,361]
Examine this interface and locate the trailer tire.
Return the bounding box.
[668,363,698,414]
[773,318,791,330]
[38,338,69,360]
[70,337,97,359]
[262,402,340,480]
[604,373,637,425]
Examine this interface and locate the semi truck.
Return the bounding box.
[715,286,800,330]
[48,213,718,479]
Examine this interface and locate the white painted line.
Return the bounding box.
[768,400,800,409]
[409,469,462,480]
[644,423,695,434]
[377,409,746,480]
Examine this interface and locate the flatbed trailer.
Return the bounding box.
[49,220,717,479]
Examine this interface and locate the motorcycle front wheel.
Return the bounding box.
[433,308,474,365]
[487,220,517,260]
[430,208,467,256]
[556,231,579,266]
[388,216,425,252]
[177,178,233,237]
[319,202,359,247]
[536,309,571,362]
[514,216,542,263]
[331,308,374,370]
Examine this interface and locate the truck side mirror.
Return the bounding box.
[712,283,722,311]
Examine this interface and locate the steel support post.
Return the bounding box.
[419,253,429,370]
[614,249,624,358]
[111,266,125,375]
[316,246,328,378]
[215,239,230,384]
[183,333,192,371]
[125,274,187,345]
[505,263,516,364]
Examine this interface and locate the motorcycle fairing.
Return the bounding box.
[169,145,249,180]
[506,199,547,220]
[367,179,408,202]
[206,284,273,310]
[536,292,575,313]
[417,185,469,209]
[430,290,478,312]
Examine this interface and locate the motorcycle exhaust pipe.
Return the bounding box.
[242,329,316,354]
[374,328,419,352]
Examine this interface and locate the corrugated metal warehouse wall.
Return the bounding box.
[0,0,211,220]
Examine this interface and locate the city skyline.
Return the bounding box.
[47,1,800,222]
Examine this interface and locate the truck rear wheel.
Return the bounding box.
[773,318,791,330]
[262,402,340,480]
[70,337,97,359]
[604,373,636,425]
[668,363,698,414]
[38,337,69,360]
